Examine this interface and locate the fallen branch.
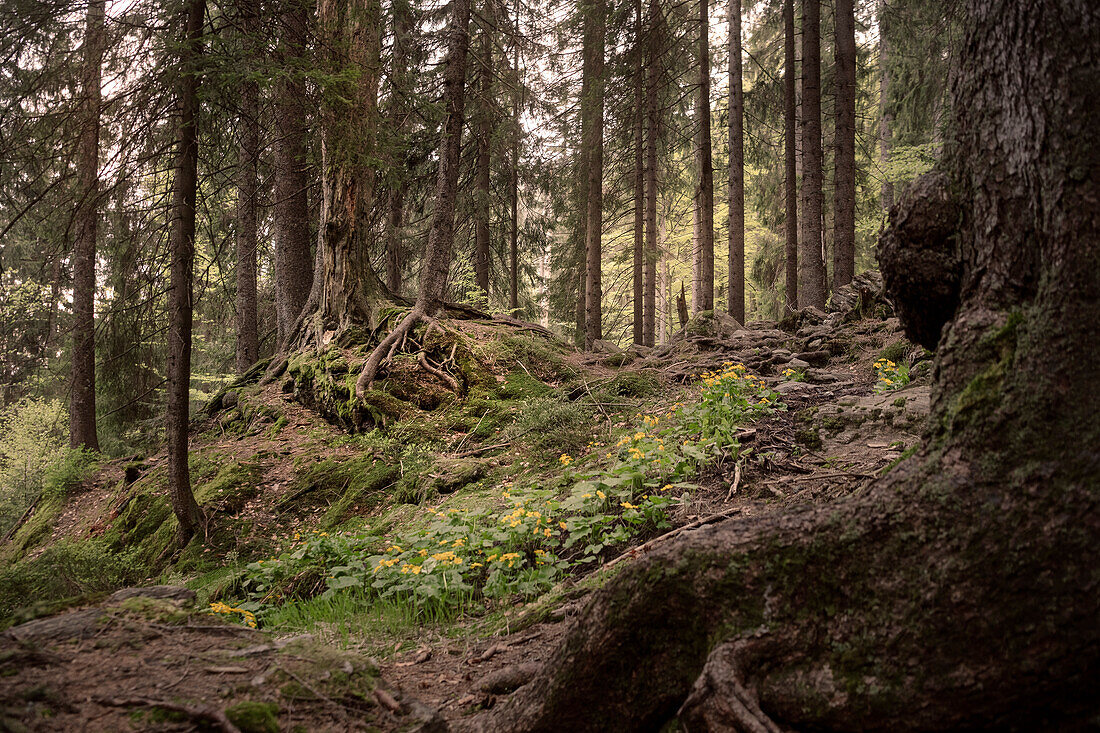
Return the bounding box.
[603,509,742,570]
[97,697,241,733]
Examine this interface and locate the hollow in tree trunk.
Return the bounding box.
[476,0,1100,728]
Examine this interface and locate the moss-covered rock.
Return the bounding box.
[225,701,279,733]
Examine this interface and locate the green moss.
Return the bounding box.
[283,455,399,528]
[194,461,262,513]
[875,340,909,366]
[795,428,824,450]
[880,444,919,475]
[225,701,279,733]
[498,371,552,400]
[606,371,659,398]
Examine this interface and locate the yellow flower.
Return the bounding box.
[559,521,568,530]
[559,454,572,465]
[543,528,552,537]
[621,502,638,510]
[596,490,606,500]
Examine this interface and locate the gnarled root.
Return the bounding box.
[679,641,784,733]
[356,307,424,396]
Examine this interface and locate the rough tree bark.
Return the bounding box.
[475,0,1100,728]
[273,0,314,347]
[386,0,413,296]
[632,0,644,345]
[727,0,744,323]
[782,0,797,313]
[694,0,714,313]
[642,0,659,347]
[473,5,493,297]
[582,0,605,350]
[70,0,104,452]
[166,0,206,540]
[356,0,473,392]
[234,0,260,372]
[798,0,825,309]
[509,0,520,311]
[878,0,894,213]
[292,0,384,348]
[832,0,856,289]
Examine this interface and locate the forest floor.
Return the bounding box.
[0,290,930,732]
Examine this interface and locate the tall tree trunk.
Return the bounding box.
[235,0,260,372]
[295,0,384,347]
[509,0,520,311]
[727,0,744,322]
[478,0,1100,729]
[71,0,104,452]
[582,0,605,349]
[632,0,644,345]
[357,0,474,391]
[642,0,659,347]
[798,0,825,309]
[386,0,413,296]
[832,0,856,289]
[473,10,493,296]
[273,0,314,348]
[695,0,714,312]
[878,0,894,212]
[783,0,798,312]
[166,0,206,540]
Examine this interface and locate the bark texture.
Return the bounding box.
[798,0,825,309]
[832,0,856,289]
[70,0,104,452]
[582,0,605,349]
[294,0,384,348]
[878,0,894,213]
[475,0,1100,728]
[234,0,260,372]
[273,0,314,347]
[694,0,714,312]
[385,0,413,295]
[166,0,206,540]
[473,11,493,297]
[782,0,797,313]
[632,0,644,346]
[356,0,472,392]
[727,0,744,322]
[642,0,659,347]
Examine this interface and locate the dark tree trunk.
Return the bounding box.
[234,0,260,372]
[727,0,744,323]
[273,0,314,347]
[70,0,104,452]
[295,0,384,347]
[694,0,714,312]
[783,0,798,312]
[473,9,493,296]
[632,0,644,345]
[477,0,1100,729]
[878,0,893,213]
[832,0,856,289]
[642,0,659,347]
[798,0,825,309]
[582,0,605,349]
[509,0,520,311]
[386,0,413,296]
[166,0,206,540]
[357,0,473,391]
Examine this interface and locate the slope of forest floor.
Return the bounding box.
[0,285,931,731]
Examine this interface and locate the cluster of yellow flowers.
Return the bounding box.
[559,454,573,466]
[209,601,257,628]
[874,358,900,386]
[781,367,801,380]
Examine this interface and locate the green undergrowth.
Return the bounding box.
[218,362,783,633]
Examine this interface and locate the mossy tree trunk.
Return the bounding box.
[478,0,1100,728]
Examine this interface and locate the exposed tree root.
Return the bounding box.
[678,641,783,733]
[356,306,425,395]
[98,697,241,733]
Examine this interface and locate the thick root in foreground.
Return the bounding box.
[474,445,1099,731]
